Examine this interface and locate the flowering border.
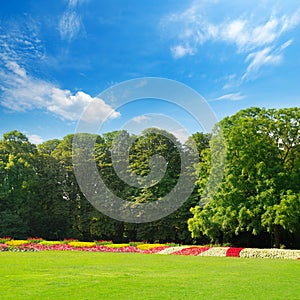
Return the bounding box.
[1,239,300,259]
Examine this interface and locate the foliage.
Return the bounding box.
[0,107,299,248]
[189,107,300,248]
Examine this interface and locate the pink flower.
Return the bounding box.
[173,247,210,256]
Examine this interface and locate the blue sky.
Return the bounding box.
[0,0,300,144]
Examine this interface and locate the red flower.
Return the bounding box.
[143,246,169,254]
[173,247,210,256]
[226,247,244,257]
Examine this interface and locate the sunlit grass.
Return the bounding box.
[1,251,299,299]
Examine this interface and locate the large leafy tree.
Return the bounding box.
[27,138,74,239]
[189,107,300,248]
[0,131,37,238]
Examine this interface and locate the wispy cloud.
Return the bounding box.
[0,61,120,122]
[0,18,45,68]
[59,0,85,41]
[214,92,245,101]
[243,39,293,79]
[162,3,300,79]
[171,44,195,59]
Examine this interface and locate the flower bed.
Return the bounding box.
[240,248,300,259]
[105,243,130,248]
[173,246,210,256]
[198,247,229,257]
[0,243,8,251]
[157,246,191,254]
[68,241,96,248]
[143,246,170,254]
[5,240,29,246]
[137,243,166,250]
[39,241,64,246]
[1,239,299,259]
[226,247,244,257]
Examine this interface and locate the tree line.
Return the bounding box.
[0,107,299,248]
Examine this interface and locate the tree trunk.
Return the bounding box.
[273,224,280,248]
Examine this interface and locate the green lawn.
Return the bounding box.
[0,251,299,299]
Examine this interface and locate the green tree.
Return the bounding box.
[0,131,37,238]
[189,107,300,248]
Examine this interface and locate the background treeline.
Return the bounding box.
[0,107,299,248]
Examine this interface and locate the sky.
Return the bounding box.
[0,0,300,144]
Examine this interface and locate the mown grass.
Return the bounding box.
[0,251,299,299]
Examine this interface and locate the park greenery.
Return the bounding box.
[0,107,299,248]
[1,252,299,299]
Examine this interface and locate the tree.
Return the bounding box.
[0,131,37,238]
[189,107,300,248]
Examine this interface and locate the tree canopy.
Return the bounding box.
[188,107,300,248]
[0,107,299,248]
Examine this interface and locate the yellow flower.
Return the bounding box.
[137,244,165,250]
[68,241,96,248]
[5,240,28,246]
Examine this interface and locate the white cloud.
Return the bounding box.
[28,134,44,145]
[221,74,238,90]
[279,39,293,51]
[162,3,300,78]
[170,44,195,59]
[0,7,117,123]
[243,48,280,80]
[215,92,245,101]
[5,61,27,78]
[222,20,247,48]
[169,128,190,143]
[242,40,292,80]
[0,18,45,66]
[59,0,83,41]
[59,11,81,41]
[0,61,120,122]
[132,115,151,123]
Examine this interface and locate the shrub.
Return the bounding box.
[95,240,113,245]
[0,237,12,243]
[27,237,44,243]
